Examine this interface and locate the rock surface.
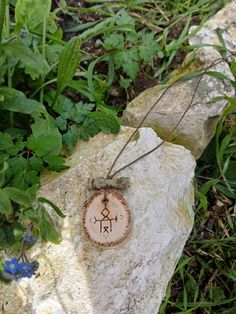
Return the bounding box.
[123,1,236,159]
[0,127,195,314]
[189,0,236,52]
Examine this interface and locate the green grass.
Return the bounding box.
[0,0,235,309]
[159,85,236,313]
[69,1,235,313]
[66,0,228,84]
[66,1,236,312]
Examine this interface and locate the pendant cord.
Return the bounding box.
[106,56,228,179]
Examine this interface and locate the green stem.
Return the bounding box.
[217,159,234,194]
[30,78,57,98]
[5,4,14,127]
[6,5,10,86]
[40,12,47,104]
[0,0,6,43]
[215,124,235,195]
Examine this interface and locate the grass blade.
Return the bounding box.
[54,37,81,103]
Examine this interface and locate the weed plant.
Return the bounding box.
[0,1,235,313]
[159,52,236,314]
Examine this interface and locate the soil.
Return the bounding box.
[133,72,157,95]
[59,3,203,106]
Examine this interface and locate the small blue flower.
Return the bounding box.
[19,29,27,38]
[3,258,39,281]
[15,271,32,280]
[16,261,38,279]
[31,260,39,273]
[17,262,33,279]
[23,231,37,245]
[18,262,32,273]
[4,258,19,275]
[2,271,15,281]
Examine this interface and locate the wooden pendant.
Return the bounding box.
[83,189,131,247]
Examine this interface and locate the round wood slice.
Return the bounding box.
[83,189,131,247]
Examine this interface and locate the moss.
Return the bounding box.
[168,51,204,84]
[176,192,194,230]
[151,124,197,155]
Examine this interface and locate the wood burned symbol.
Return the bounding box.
[83,189,131,247]
[94,194,118,234]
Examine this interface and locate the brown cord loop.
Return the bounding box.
[106,56,227,179]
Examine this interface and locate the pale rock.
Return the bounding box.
[0,127,195,314]
[123,47,234,159]
[189,0,236,53]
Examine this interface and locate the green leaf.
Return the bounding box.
[44,156,68,172]
[197,190,208,211]
[174,257,194,274]
[55,116,67,131]
[0,229,7,250]
[39,215,61,244]
[3,187,32,207]
[104,34,124,50]
[63,124,78,151]
[11,175,27,191]
[88,111,120,134]
[0,133,14,151]
[97,102,120,116]
[122,59,139,80]
[39,207,62,244]
[3,41,49,79]
[68,80,94,101]
[46,43,64,66]
[216,183,236,199]
[54,96,94,125]
[230,61,236,77]
[139,32,159,65]
[25,170,40,186]
[113,48,139,80]
[120,78,132,89]
[0,160,8,188]
[207,96,225,104]
[52,94,73,114]
[177,71,202,82]
[86,56,108,102]
[0,87,46,114]
[225,161,236,185]
[27,117,62,157]
[216,29,228,56]
[64,20,99,33]
[0,132,22,156]
[26,184,38,199]
[27,135,61,158]
[209,286,225,303]
[198,178,219,195]
[43,223,62,244]
[218,133,231,161]
[225,95,236,106]
[74,102,94,123]
[55,37,81,102]
[28,156,44,172]
[15,0,51,34]
[19,206,37,223]
[4,127,26,139]
[79,17,115,41]
[38,197,66,218]
[205,71,233,83]
[80,117,100,141]
[7,156,28,177]
[116,11,135,28]
[0,189,13,215]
